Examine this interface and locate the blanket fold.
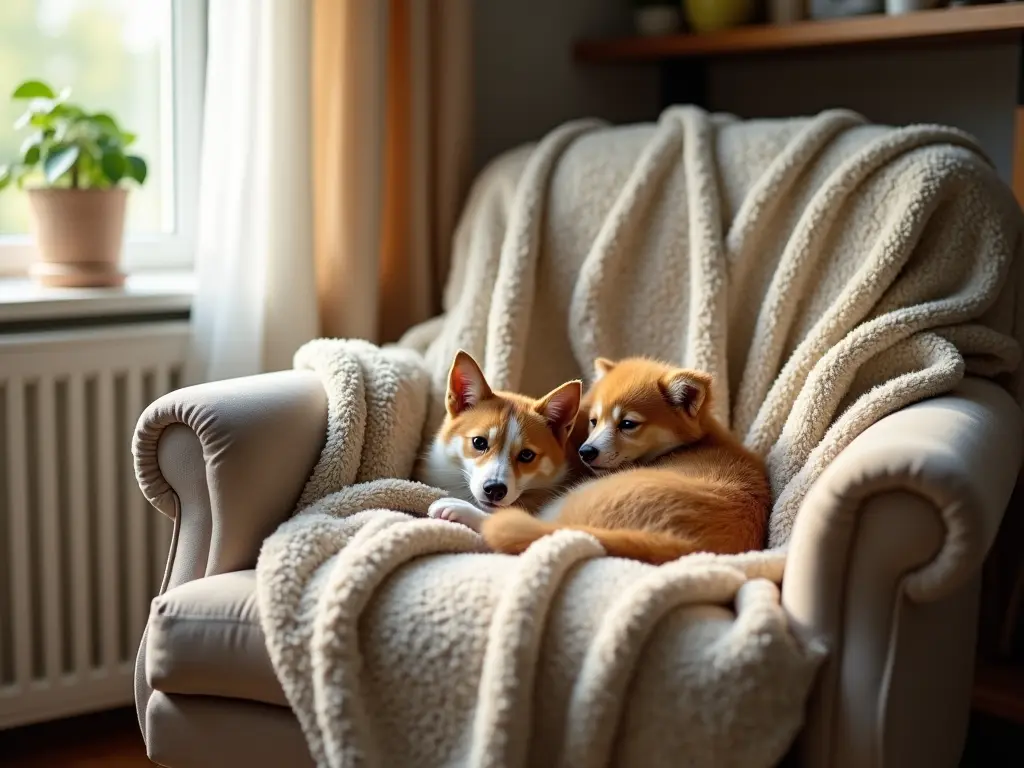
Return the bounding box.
[255,106,1021,767]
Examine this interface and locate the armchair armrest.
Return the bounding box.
[785,376,1022,612]
[782,377,1023,768]
[133,370,327,592]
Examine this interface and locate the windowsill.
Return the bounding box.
[0,271,194,324]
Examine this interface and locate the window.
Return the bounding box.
[0,0,205,276]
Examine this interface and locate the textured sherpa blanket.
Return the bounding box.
[255,107,1022,768]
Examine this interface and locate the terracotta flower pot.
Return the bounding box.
[26,188,128,288]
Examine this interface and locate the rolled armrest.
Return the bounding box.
[785,377,1022,610]
[783,377,1022,768]
[133,370,327,591]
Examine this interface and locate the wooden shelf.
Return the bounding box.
[575,4,1024,63]
[973,661,1024,725]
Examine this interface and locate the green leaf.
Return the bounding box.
[51,102,84,121]
[120,131,137,147]
[91,112,120,135]
[0,164,11,191]
[14,96,62,133]
[29,111,56,130]
[12,80,55,100]
[75,151,105,188]
[125,155,147,185]
[101,148,126,182]
[15,99,55,130]
[75,150,95,188]
[79,136,102,159]
[43,144,80,184]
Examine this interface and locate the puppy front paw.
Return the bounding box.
[427,497,489,532]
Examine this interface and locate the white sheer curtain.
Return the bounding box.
[186,0,318,384]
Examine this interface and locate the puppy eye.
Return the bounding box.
[472,436,488,451]
[589,418,597,426]
[618,420,639,431]
[517,449,536,463]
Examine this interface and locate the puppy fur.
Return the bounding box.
[419,350,582,529]
[481,357,770,564]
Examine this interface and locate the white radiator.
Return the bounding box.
[0,321,190,729]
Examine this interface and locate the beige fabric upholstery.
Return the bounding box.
[133,370,328,740]
[134,373,1022,767]
[134,369,328,586]
[146,571,285,707]
[146,692,312,768]
[784,377,1022,767]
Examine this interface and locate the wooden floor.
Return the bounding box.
[0,707,151,767]
[0,705,1021,766]
[960,712,1024,767]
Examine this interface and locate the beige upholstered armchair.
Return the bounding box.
[131,107,1024,766]
[132,369,1021,767]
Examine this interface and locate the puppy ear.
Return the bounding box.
[660,370,711,418]
[447,350,492,416]
[593,357,616,381]
[536,380,582,443]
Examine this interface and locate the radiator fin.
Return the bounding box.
[0,323,189,727]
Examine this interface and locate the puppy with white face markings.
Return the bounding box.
[419,350,582,532]
[481,356,772,564]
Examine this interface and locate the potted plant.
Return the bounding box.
[0,79,147,287]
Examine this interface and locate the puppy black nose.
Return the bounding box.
[578,445,599,464]
[482,482,507,502]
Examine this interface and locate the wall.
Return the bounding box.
[472,3,1018,183]
[707,44,1018,183]
[472,0,658,173]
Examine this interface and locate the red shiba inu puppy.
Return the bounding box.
[420,350,582,529]
[481,357,770,563]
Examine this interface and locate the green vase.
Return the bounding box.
[683,0,756,33]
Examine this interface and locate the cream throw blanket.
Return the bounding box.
[256,107,1022,767]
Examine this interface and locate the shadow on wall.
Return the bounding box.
[472,0,659,173]
[474,1,1017,185]
[708,43,1017,183]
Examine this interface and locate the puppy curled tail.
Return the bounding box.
[481,509,699,565]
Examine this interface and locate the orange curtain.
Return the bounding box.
[312,0,472,343]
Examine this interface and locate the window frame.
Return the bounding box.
[0,0,207,277]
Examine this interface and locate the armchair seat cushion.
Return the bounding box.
[146,571,287,707]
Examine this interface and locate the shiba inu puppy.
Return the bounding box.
[420,350,582,530]
[481,357,770,563]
